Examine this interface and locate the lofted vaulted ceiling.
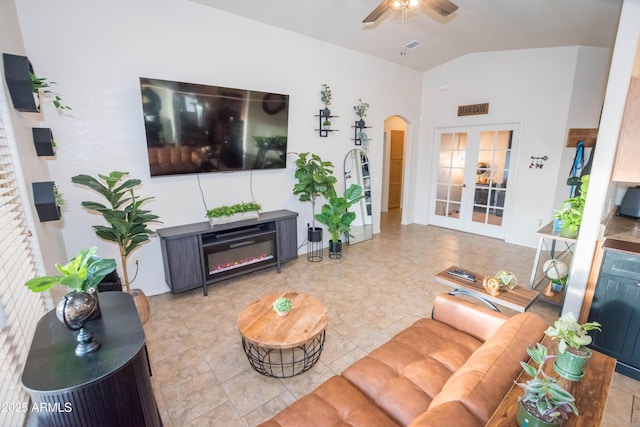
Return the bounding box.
[189,0,623,72]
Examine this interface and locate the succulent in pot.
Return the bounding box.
[515,343,578,426]
[273,297,292,316]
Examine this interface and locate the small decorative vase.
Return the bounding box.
[131,288,150,323]
[516,402,562,427]
[551,280,564,293]
[559,225,578,239]
[543,282,555,298]
[554,347,591,381]
[357,118,365,127]
[322,107,331,117]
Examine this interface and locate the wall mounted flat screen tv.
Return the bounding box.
[139,77,289,177]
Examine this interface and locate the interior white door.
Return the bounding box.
[430,124,518,239]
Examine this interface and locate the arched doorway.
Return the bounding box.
[382,116,408,228]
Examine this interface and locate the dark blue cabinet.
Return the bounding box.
[588,239,640,380]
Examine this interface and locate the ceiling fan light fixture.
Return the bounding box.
[388,0,424,12]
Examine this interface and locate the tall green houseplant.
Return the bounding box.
[292,152,337,230]
[315,184,364,244]
[71,171,161,293]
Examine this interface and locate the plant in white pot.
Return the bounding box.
[515,343,578,427]
[273,297,292,316]
[544,312,601,380]
[206,201,261,226]
[71,171,161,323]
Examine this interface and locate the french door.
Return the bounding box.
[430,124,518,239]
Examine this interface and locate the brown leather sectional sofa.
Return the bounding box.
[259,293,548,427]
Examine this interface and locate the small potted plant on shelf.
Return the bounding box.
[515,343,578,427]
[292,152,337,247]
[544,312,601,380]
[543,259,569,294]
[30,72,71,111]
[553,175,589,238]
[314,184,364,259]
[273,297,292,316]
[206,201,261,226]
[353,98,369,127]
[320,83,332,116]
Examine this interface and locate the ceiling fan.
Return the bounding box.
[363,0,459,23]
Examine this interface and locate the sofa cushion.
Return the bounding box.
[342,318,484,426]
[408,401,482,427]
[426,311,548,425]
[257,376,399,427]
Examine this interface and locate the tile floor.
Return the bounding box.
[143,212,640,426]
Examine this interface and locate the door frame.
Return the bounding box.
[429,122,521,240]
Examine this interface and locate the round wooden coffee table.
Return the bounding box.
[237,292,328,378]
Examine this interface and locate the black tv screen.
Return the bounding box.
[139,77,289,176]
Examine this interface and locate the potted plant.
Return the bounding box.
[273,297,292,316]
[516,343,578,427]
[24,247,116,323]
[314,184,364,258]
[320,83,332,116]
[292,152,337,245]
[553,175,589,238]
[544,312,601,380]
[543,259,569,293]
[71,171,161,323]
[206,201,261,225]
[353,98,369,127]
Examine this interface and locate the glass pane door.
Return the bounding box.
[472,130,512,227]
[434,132,467,222]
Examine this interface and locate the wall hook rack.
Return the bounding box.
[530,155,548,169]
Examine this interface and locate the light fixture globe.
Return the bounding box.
[388,0,424,12]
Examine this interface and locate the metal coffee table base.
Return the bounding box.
[242,330,326,378]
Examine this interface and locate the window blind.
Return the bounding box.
[0,114,46,427]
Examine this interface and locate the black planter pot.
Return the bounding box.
[308,227,323,242]
[328,240,342,259]
[357,118,366,127]
[32,181,61,222]
[32,128,55,156]
[3,53,40,113]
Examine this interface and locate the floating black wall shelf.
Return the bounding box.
[352,121,371,146]
[32,128,55,157]
[314,109,338,137]
[32,181,61,222]
[2,53,39,113]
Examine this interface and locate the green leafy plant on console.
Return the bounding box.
[544,312,601,354]
[206,202,261,218]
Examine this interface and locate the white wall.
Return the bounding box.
[0,0,67,278]
[14,0,423,295]
[415,46,611,247]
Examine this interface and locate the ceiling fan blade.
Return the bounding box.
[363,0,390,23]
[425,0,459,17]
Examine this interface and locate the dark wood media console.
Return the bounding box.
[157,209,298,295]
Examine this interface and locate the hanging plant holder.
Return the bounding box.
[32,128,55,157]
[3,53,40,113]
[32,181,61,222]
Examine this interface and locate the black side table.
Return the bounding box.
[21,292,161,426]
